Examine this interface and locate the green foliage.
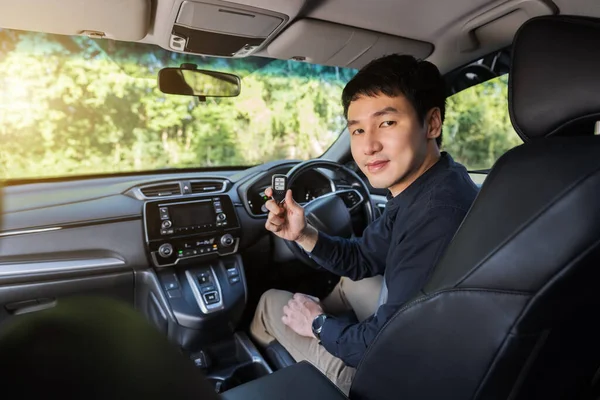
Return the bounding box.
[443,75,522,170]
[0,31,354,180]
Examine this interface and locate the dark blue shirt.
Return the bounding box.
[309,152,478,367]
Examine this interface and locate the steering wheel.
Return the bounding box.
[283,159,377,269]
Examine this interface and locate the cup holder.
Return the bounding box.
[209,361,270,393]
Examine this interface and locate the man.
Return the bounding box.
[250,54,479,394]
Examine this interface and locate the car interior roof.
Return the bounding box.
[1,0,599,74]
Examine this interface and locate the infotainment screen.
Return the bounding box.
[170,202,215,227]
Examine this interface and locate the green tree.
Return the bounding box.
[443,75,522,170]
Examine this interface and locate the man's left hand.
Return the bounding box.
[282,293,324,338]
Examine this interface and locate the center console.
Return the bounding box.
[143,194,245,341]
[143,193,271,392]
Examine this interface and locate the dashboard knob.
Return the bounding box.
[158,243,174,258]
[217,213,227,222]
[220,234,234,247]
[161,220,172,229]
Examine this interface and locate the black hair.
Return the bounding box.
[342,54,446,147]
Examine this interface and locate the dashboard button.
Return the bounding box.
[200,284,215,294]
[158,243,173,258]
[203,292,219,304]
[161,220,172,229]
[159,207,170,220]
[220,234,234,247]
[162,273,179,290]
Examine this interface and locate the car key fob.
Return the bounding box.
[271,174,287,204]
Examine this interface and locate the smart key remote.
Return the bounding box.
[271,174,287,204]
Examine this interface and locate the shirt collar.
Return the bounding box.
[385,152,454,213]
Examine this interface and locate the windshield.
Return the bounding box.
[0,30,357,180]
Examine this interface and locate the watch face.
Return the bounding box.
[312,315,322,331]
[312,314,326,334]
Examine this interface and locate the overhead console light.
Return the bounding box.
[169,1,288,57]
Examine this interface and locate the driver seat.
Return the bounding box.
[249,15,600,399]
[349,15,600,400]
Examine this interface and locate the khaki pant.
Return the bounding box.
[250,275,383,395]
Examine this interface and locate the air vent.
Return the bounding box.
[190,180,225,194]
[140,183,181,198]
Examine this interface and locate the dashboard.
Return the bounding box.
[0,159,346,271]
[0,158,387,347]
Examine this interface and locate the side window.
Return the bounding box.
[442,74,522,172]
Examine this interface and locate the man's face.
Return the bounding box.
[347,94,437,195]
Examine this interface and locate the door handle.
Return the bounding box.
[5,298,57,315]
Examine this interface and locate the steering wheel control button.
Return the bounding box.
[229,276,241,285]
[158,243,173,258]
[226,267,239,277]
[220,234,234,247]
[159,207,170,220]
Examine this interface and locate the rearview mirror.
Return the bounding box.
[158,64,241,99]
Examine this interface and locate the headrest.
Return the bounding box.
[509,16,600,142]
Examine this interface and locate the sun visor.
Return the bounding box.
[458,0,556,52]
[0,0,151,41]
[266,19,433,69]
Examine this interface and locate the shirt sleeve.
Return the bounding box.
[308,214,392,280]
[318,206,466,367]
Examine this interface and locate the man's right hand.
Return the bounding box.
[264,188,318,252]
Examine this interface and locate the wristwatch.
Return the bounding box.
[311,313,329,340]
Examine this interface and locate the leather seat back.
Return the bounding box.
[350,16,600,400]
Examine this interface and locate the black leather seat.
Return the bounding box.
[227,15,600,400]
[351,15,600,400]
